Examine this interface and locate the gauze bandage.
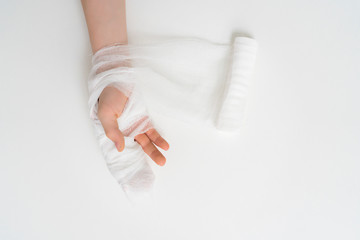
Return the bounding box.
[87,36,257,201]
[88,47,156,201]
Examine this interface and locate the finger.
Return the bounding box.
[145,128,170,151]
[98,108,125,152]
[135,133,166,166]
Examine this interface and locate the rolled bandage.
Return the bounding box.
[216,37,258,131]
[108,36,258,131]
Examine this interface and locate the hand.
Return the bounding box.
[97,86,169,166]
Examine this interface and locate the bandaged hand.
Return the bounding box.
[87,44,170,200]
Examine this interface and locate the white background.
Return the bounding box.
[1,0,359,239]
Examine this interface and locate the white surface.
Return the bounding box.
[1,0,359,239]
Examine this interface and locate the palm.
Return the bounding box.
[98,86,169,166]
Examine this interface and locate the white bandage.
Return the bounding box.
[216,37,258,131]
[87,36,257,201]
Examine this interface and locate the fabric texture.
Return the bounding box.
[87,35,257,202]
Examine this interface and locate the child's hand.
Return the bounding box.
[97,86,169,166]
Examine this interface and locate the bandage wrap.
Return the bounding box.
[88,45,155,201]
[87,36,257,201]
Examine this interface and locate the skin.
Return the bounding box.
[81,0,169,166]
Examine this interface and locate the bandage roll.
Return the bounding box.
[115,36,258,131]
[216,37,258,131]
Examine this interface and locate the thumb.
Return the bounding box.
[98,112,125,152]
